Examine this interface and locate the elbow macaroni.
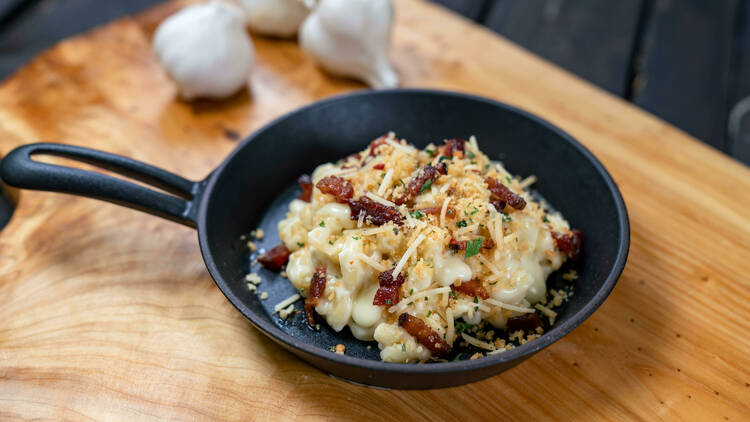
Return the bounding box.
[279,134,574,362]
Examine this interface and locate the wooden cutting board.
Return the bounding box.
[1,0,748,420]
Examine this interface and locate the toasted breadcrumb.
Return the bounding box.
[247,241,258,251]
[260,292,268,300]
[245,273,262,285]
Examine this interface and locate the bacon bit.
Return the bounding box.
[490,199,506,212]
[448,237,494,251]
[394,164,447,205]
[446,186,456,196]
[297,174,313,202]
[398,313,452,358]
[373,163,385,170]
[418,206,456,218]
[368,136,388,157]
[507,313,542,332]
[258,244,290,270]
[348,196,404,226]
[440,138,466,157]
[552,229,583,260]
[316,176,354,203]
[373,269,406,306]
[305,266,327,326]
[485,177,526,210]
[450,280,489,299]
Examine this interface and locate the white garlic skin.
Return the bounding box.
[153,1,254,100]
[240,0,310,37]
[300,0,399,88]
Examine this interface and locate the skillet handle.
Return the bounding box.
[0,143,202,228]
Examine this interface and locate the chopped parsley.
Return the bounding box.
[506,176,512,183]
[393,228,399,235]
[471,207,479,215]
[352,236,360,240]
[319,221,326,227]
[439,155,452,162]
[410,210,425,219]
[502,214,512,222]
[449,290,457,299]
[328,240,333,245]
[399,178,406,186]
[455,322,474,334]
[402,343,407,352]
[419,179,433,194]
[424,296,429,301]
[542,215,550,223]
[409,288,414,296]
[473,296,479,304]
[425,149,435,157]
[464,238,483,259]
[466,150,476,159]
[297,242,305,248]
[456,220,468,228]
[385,299,391,305]
[484,164,490,170]
[489,281,498,285]
[315,324,321,331]
[426,310,432,317]
[453,353,463,361]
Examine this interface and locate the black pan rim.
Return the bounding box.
[196,88,630,377]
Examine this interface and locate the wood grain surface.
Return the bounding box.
[0,0,748,420]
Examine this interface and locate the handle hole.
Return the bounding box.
[31,153,193,200]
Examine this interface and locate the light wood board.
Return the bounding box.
[0,0,748,420]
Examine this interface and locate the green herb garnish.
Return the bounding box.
[453,353,463,361]
[419,179,432,194]
[471,207,479,215]
[352,236,360,240]
[410,210,425,219]
[426,310,432,317]
[473,296,479,303]
[502,214,512,222]
[439,156,452,162]
[319,221,325,227]
[393,228,399,235]
[466,151,475,159]
[542,215,550,223]
[409,288,414,296]
[464,238,483,259]
[506,176,512,183]
[456,220,468,228]
[425,149,435,157]
[385,299,391,305]
[402,344,407,352]
[297,242,305,248]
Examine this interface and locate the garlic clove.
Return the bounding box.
[240,0,311,37]
[299,0,399,89]
[153,1,255,100]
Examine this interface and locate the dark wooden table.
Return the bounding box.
[2,0,750,165]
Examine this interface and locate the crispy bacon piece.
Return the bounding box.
[257,244,290,270]
[440,138,466,157]
[394,164,447,205]
[373,163,385,170]
[485,177,526,210]
[552,229,583,260]
[507,313,543,332]
[418,206,456,218]
[448,237,495,251]
[372,269,406,306]
[490,199,506,213]
[450,280,490,300]
[398,313,452,358]
[348,196,404,226]
[305,266,327,326]
[316,176,354,203]
[297,174,313,202]
[368,136,388,157]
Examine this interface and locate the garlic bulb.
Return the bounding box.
[240,0,310,37]
[300,0,399,88]
[153,1,254,100]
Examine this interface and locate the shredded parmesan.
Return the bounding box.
[446,308,455,343]
[519,175,537,189]
[468,135,479,151]
[385,138,415,155]
[439,197,450,227]
[365,191,396,207]
[388,286,451,314]
[274,293,301,313]
[484,298,535,313]
[356,253,387,272]
[392,234,425,279]
[535,303,557,324]
[357,210,365,228]
[461,332,496,351]
[477,255,504,279]
[378,169,394,197]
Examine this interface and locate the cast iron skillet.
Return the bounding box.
[0,89,629,389]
